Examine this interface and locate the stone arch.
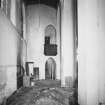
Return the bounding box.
[45,57,56,80]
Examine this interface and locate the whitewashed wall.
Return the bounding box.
[26,4,60,79]
[0,9,25,103]
[78,0,105,105]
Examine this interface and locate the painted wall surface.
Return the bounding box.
[78,0,105,105]
[0,9,25,103]
[26,5,60,79]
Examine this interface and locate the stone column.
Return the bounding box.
[61,0,74,87]
[10,0,16,26]
[22,2,26,39]
[56,5,61,80]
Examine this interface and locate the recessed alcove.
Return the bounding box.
[45,57,56,80]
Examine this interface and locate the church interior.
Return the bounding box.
[0,0,105,105]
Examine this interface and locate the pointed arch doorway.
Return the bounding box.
[45,58,56,80]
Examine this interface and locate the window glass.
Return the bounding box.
[45,24,56,44]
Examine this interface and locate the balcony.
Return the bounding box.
[44,44,57,56]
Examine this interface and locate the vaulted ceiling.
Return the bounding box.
[24,0,60,9]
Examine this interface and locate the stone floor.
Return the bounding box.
[2,80,77,105]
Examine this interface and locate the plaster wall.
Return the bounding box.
[26,4,60,79]
[78,0,105,105]
[0,9,25,103]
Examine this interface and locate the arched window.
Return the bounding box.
[45,24,56,44]
[44,24,57,56]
